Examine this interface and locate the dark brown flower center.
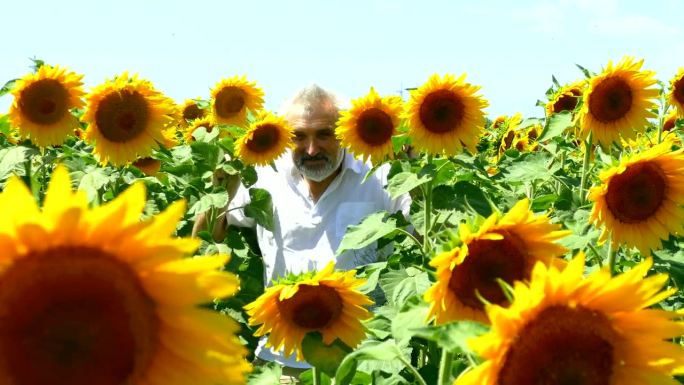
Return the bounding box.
[605,161,666,223]
[674,77,684,105]
[215,87,246,118]
[552,93,580,114]
[419,89,465,134]
[663,116,676,132]
[95,90,149,142]
[0,247,158,385]
[502,130,515,150]
[499,305,615,385]
[278,284,343,329]
[182,103,205,121]
[246,123,281,153]
[356,108,394,146]
[19,78,70,125]
[448,231,527,310]
[588,77,633,123]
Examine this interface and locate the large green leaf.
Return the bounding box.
[187,191,229,215]
[538,111,573,142]
[244,188,274,231]
[246,361,282,385]
[336,211,397,256]
[379,267,431,307]
[410,321,489,354]
[0,146,31,183]
[335,339,408,385]
[76,168,112,203]
[387,171,431,199]
[302,332,353,377]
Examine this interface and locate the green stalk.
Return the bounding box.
[423,154,434,256]
[578,133,593,204]
[437,349,454,385]
[606,236,617,276]
[398,353,428,385]
[313,366,321,385]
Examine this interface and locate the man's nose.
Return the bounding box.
[306,139,319,156]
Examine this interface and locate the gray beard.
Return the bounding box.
[296,148,345,182]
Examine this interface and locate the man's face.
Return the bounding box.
[289,113,343,182]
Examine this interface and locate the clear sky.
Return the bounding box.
[2,0,683,119]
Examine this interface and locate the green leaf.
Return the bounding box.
[453,181,492,217]
[247,361,282,385]
[0,79,18,97]
[0,146,32,183]
[379,267,431,307]
[77,168,111,203]
[335,340,406,385]
[391,301,430,347]
[302,332,353,377]
[336,212,397,256]
[538,111,573,142]
[387,171,431,199]
[187,192,229,215]
[410,321,489,354]
[244,188,274,231]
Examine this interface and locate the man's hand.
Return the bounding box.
[191,169,241,242]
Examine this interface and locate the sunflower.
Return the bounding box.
[210,76,264,127]
[496,113,523,154]
[545,80,585,116]
[245,262,373,361]
[405,73,488,156]
[234,111,294,166]
[663,109,679,132]
[668,68,684,118]
[336,87,403,163]
[82,73,177,166]
[455,254,684,385]
[0,166,249,385]
[578,56,659,147]
[588,141,684,255]
[179,98,207,127]
[424,199,569,324]
[183,116,216,143]
[132,156,162,176]
[8,65,85,147]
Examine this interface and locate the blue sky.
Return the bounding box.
[2,0,683,119]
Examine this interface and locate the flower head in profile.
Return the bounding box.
[667,67,684,118]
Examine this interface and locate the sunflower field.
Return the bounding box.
[1,56,684,385]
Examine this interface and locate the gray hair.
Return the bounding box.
[279,84,349,120]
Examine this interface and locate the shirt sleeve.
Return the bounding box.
[225,184,257,228]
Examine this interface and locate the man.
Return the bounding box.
[193,84,411,383]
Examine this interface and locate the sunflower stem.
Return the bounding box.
[423,154,434,257]
[398,350,428,385]
[437,349,454,385]
[606,236,617,276]
[578,133,593,204]
[657,93,667,144]
[312,366,322,385]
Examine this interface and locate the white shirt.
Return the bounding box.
[226,150,411,368]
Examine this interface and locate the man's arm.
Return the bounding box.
[191,170,242,242]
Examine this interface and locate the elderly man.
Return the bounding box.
[193,84,411,383]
